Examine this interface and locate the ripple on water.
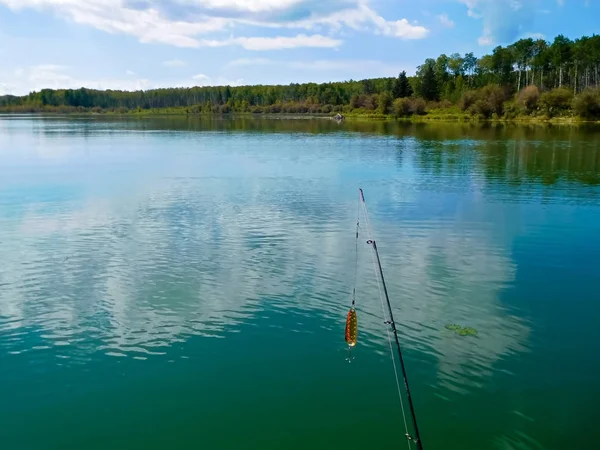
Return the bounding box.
[2,118,599,450]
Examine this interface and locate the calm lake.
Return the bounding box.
[1,116,599,450]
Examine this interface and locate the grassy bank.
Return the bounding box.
[2,93,599,125]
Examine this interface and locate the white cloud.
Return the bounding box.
[381,18,429,39]
[163,59,187,67]
[0,0,230,48]
[0,0,429,48]
[284,3,429,39]
[478,35,493,46]
[190,73,244,87]
[126,69,136,75]
[524,32,545,39]
[437,13,455,28]
[213,76,245,86]
[189,0,303,12]
[460,0,540,46]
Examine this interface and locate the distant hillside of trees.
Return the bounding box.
[2,34,600,120]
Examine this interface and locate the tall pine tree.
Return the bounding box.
[419,63,439,101]
[392,71,413,98]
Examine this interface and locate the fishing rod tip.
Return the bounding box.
[359,188,365,202]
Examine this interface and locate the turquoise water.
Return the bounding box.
[1,116,599,450]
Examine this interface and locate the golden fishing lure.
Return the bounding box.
[345,306,358,359]
[345,307,358,346]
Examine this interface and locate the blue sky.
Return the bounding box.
[0,0,596,95]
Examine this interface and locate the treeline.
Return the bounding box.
[1,34,600,119]
[0,79,395,113]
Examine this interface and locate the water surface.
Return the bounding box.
[1,116,599,450]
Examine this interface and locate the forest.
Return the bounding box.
[1,34,600,120]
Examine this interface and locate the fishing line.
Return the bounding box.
[358,188,423,450]
[345,191,361,361]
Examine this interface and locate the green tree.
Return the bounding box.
[532,39,550,89]
[392,71,413,98]
[377,91,393,114]
[416,59,439,101]
[510,38,535,91]
[448,53,465,79]
[491,46,514,86]
[463,52,478,86]
[551,35,573,88]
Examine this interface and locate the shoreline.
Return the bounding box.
[2,111,599,125]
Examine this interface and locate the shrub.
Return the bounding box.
[378,92,393,115]
[322,104,333,114]
[572,88,600,119]
[459,91,478,111]
[516,85,540,114]
[468,99,492,118]
[503,101,521,119]
[540,87,573,117]
[299,104,310,113]
[363,95,377,111]
[479,84,506,116]
[393,98,412,117]
[464,85,506,118]
[410,98,426,115]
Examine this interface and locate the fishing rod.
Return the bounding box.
[359,188,424,450]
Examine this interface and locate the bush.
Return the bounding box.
[469,99,492,118]
[363,95,378,111]
[503,101,521,120]
[393,98,412,117]
[573,88,600,119]
[459,91,478,111]
[378,92,393,115]
[516,85,540,114]
[410,98,426,115]
[540,87,573,117]
[479,84,506,116]
[322,104,333,114]
[464,85,506,118]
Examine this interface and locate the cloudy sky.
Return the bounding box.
[0,0,595,94]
